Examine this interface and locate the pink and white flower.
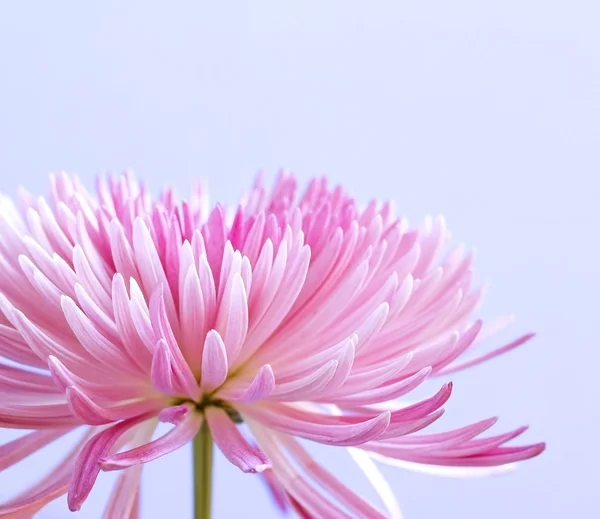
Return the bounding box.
[0,171,544,518]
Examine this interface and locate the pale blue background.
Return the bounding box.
[0,1,598,517]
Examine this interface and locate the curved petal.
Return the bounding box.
[102,465,142,519]
[0,401,81,429]
[0,428,92,518]
[220,364,275,403]
[100,406,202,471]
[65,386,164,426]
[269,360,338,400]
[323,367,431,406]
[250,423,354,519]
[258,468,290,513]
[68,412,155,511]
[241,403,390,447]
[0,427,72,471]
[282,436,388,518]
[102,422,157,519]
[435,333,535,376]
[205,406,270,473]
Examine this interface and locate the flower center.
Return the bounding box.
[173,395,244,424]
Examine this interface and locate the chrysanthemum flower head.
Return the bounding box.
[0,171,544,518]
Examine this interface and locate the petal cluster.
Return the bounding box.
[0,172,544,517]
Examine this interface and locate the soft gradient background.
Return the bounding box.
[0,1,597,517]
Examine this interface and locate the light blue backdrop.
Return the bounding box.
[0,1,597,517]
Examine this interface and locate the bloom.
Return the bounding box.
[0,171,544,517]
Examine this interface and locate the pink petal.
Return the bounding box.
[197,254,217,329]
[48,355,146,401]
[158,404,190,424]
[370,442,547,468]
[150,338,175,395]
[100,406,201,470]
[325,366,432,406]
[0,427,91,518]
[382,417,498,446]
[338,353,413,395]
[149,289,199,398]
[284,436,388,519]
[131,217,179,333]
[72,244,113,315]
[220,364,275,403]
[435,332,536,376]
[272,335,355,378]
[102,466,143,519]
[61,295,135,371]
[431,320,483,373]
[354,303,390,353]
[111,274,153,371]
[65,385,163,426]
[215,272,248,363]
[269,360,339,400]
[2,298,95,374]
[0,322,46,368]
[0,362,59,393]
[258,468,290,513]
[250,424,354,519]
[108,218,140,286]
[202,204,227,281]
[200,330,229,391]
[68,413,154,511]
[0,401,82,429]
[205,406,271,473]
[179,263,206,374]
[241,403,390,446]
[0,427,72,471]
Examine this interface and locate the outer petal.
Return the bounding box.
[68,413,155,511]
[258,468,290,513]
[100,405,202,470]
[282,435,389,518]
[435,333,535,376]
[205,406,271,473]
[65,385,164,426]
[250,423,354,519]
[102,466,142,519]
[240,403,390,447]
[0,428,92,518]
[0,427,72,471]
[101,422,156,519]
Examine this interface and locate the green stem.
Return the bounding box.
[192,421,213,519]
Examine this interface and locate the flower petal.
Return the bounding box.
[215,272,249,364]
[205,406,271,473]
[200,330,229,391]
[283,436,389,518]
[102,466,143,519]
[65,385,163,426]
[68,413,154,511]
[435,333,535,376]
[0,427,72,471]
[149,288,199,398]
[0,427,92,518]
[220,364,275,403]
[100,405,201,471]
[241,403,390,447]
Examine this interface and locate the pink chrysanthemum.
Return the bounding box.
[0,172,543,518]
